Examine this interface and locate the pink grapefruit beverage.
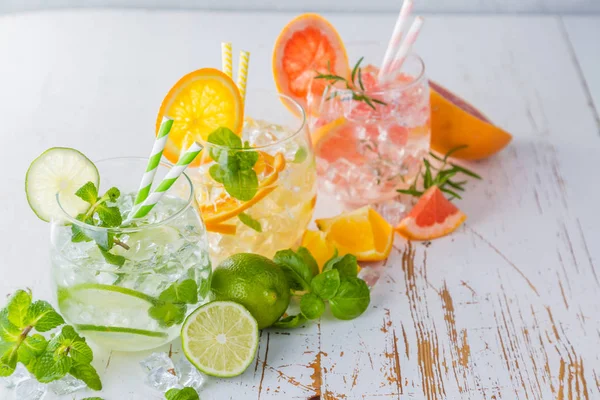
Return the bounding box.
[307,54,430,208]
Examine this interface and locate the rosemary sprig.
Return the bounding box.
[397,145,482,200]
[314,57,387,110]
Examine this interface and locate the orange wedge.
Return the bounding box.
[430,81,512,160]
[205,222,237,235]
[315,206,393,261]
[301,230,337,271]
[157,68,244,166]
[201,153,286,226]
[395,186,467,240]
[273,13,350,112]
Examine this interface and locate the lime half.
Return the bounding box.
[26,147,99,222]
[181,301,259,378]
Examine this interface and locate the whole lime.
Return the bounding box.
[211,253,290,329]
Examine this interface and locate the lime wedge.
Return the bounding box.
[26,147,99,222]
[181,301,259,377]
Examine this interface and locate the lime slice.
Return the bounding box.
[26,147,99,222]
[181,301,259,377]
[75,325,170,351]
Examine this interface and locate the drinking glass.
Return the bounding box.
[307,54,430,221]
[50,157,212,351]
[189,91,317,265]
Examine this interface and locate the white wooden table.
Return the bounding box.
[0,10,599,400]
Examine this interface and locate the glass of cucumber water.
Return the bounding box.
[46,156,212,352]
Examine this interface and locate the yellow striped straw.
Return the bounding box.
[236,50,250,103]
[221,42,232,78]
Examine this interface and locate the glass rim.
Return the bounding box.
[199,92,307,152]
[56,156,195,233]
[317,53,426,97]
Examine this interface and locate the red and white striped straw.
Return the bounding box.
[385,16,424,81]
[378,0,414,82]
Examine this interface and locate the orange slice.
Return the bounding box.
[205,223,237,235]
[201,153,286,225]
[315,206,393,261]
[273,13,350,112]
[395,186,467,240]
[157,68,244,166]
[301,230,337,271]
[430,81,512,160]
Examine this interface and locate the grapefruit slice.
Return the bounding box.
[273,13,350,112]
[315,206,393,261]
[395,186,467,240]
[157,68,244,166]
[430,81,512,160]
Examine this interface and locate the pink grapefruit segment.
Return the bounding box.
[396,186,467,240]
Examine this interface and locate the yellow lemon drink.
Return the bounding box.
[193,92,316,264]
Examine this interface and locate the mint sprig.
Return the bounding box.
[207,127,259,202]
[0,289,102,391]
[71,181,129,266]
[272,247,370,327]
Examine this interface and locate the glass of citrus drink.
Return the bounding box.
[307,54,430,215]
[50,157,212,351]
[188,91,317,264]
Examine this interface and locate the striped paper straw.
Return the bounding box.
[386,16,424,81]
[378,0,414,82]
[221,42,233,78]
[133,117,173,206]
[126,141,203,221]
[236,50,250,103]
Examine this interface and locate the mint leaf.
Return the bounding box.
[70,362,102,391]
[0,309,21,342]
[273,249,312,292]
[222,167,258,201]
[159,279,198,304]
[99,248,126,267]
[75,182,98,204]
[26,300,64,332]
[238,212,262,232]
[209,164,227,184]
[323,254,358,278]
[103,187,120,202]
[293,147,308,163]
[297,247,319,278]
[311,269,340,300]
[207,127,243,161]
[329,277,370,320]
[300,293,325,320]
[7,289,32,328]
[34,350,72,382]
[17,334,47,366]
[69,341,93,365]
[96,204,122,227]
[237,145,259,170]
[82,398,104,400]
[273,314,307,329]
[0,347,17,377]
[148,302,186,328]
[165,387,200,400]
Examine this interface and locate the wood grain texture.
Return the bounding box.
[0,10,599,399]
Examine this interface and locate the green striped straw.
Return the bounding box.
[133,117,174,206]
[125,141,203,222]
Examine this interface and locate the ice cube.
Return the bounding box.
[15,378,47,400]
[48,374,86,395]
[140,352,175,372]
[175,357,205,393]
[375,198,407,226]
[0,364,30,388]
[145,366,180,392]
